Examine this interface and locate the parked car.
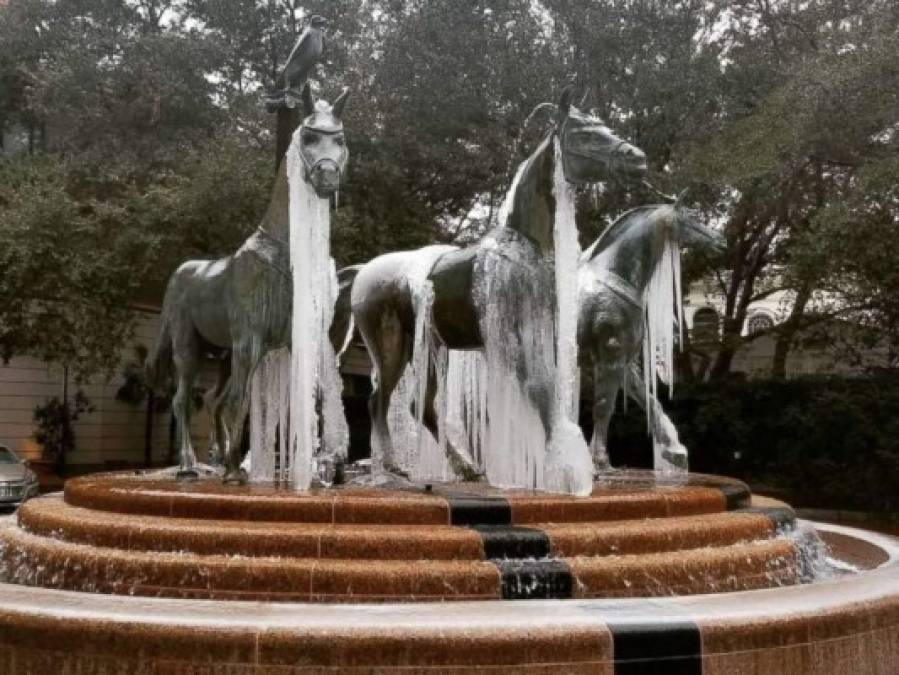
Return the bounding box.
[0,445,40,509]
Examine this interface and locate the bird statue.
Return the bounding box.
[271,15,327,111]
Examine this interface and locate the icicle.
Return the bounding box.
[248,349,289,483]
[285,135,348,491]
[640,214,683,427]
[545,137,593,496]
[377,245,455,480]
[470,223,551,490]
[442,141,593,494]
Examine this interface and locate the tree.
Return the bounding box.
[680,0,899,378]
[0,157,155,378]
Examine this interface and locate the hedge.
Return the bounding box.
[591,375,899,514]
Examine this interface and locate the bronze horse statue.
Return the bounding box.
[578,198,725,473]
[147,85,350,485]
[350,87,648,485]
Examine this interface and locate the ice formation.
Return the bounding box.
[286,138,348,489]
[640,208,684,474]
[248,348,290,482]
[372,245,456,480]
[244,132,349,490]
[443,138,592,495]
[545,138,593,495]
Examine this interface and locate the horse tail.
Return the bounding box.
[332,264,362,362]
[145,312,174,393]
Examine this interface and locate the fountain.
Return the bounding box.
[0,25,897,675]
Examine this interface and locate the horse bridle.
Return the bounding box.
[298,124,348,179]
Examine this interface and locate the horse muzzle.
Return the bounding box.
[308,159,343,197]
[613,143,648,179]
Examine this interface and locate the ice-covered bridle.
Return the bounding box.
[298,124,347,180]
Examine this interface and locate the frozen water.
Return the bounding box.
[472,226,553,489]
[283,135,348,490]
[247,348,289,482]
[361,245,454,477]
[639,208,686,474]
[641,220,684,422]
[545,138,593,495]
[442,138,591,494]
[439,349,487,470]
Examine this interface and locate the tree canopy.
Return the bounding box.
[1,0,897,378]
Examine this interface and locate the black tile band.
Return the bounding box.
[609,621,702,675]
[719,483,751,510]
[497,559,573,599]
[471,525,551,560]
[446,495,512,526]
[738,506,797,532]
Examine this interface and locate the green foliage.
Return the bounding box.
[1,0,897,381]
[33,390,94,467]
[0,157,154,377]
[605,376,899,513]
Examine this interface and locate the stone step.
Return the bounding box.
[63,470,748,525]
[0,523,798,602]
[18,496,783,560]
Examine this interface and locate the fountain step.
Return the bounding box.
[17,496,782,560]
[62,470,748,525]
[0,522,798,602]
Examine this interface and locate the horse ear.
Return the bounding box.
[302,83,315,117]
[558,84,576,119]
[332,87,349,119]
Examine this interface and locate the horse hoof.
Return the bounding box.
[593,465,616,480]
[176,469,199,483]
[459,466,486,483]
[382,464,412,481]
[222,469,248,486]
[662,449,689,471]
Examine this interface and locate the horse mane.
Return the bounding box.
[581,202,685,424]
[582,204,666,262]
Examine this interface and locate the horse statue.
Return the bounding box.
[147,85,350,485]
[350,86,648,489]
[578,196,725,473]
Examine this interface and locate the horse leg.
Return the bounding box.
[206,355,231,468]
[221,344,257,485]
[359,309,411,478]
[625,364,688,472]
[590,357,622,475]
[171,327,201,481]
[421,355,482,481]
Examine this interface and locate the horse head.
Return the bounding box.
[555,85,647,185]
[671,191,727,256]
[297,84,349,198]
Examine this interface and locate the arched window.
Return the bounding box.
[692,307,719,344]
[746,313,774,336]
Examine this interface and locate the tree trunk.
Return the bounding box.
[675,320,696,383]
[772,284,813,379]
[710,316,742,379]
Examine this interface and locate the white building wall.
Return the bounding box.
[0,310,213,466]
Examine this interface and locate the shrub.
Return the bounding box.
[599,375,899,513]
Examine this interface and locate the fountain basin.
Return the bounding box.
[0,471,896,673]
[0,521,895,673]
[1,471,799,601]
